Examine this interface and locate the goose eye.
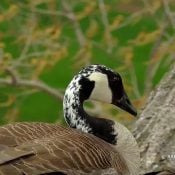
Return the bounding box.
[112,77,119,82]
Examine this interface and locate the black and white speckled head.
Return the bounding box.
[66,64,137,114]
[64,65,137,136]
[73,64,124,104]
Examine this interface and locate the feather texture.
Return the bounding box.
[0,123,130,175]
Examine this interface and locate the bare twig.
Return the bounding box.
[162,0,175,29]
[115,10,145,30]
[98,0,113,53]
[0,68,63,102]
[17,51,53,60]
[61,1,86,47]
[18,12,35,62]
[98,0,109,28]
[145,23,175,94]
[141,0,175,93]
[144,23,167,93]
[5,67,19,85]
[130,66,141,98]
[18,26,33,61]
[32,8,73,20]
[0,78,63,101]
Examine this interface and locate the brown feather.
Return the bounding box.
[0,122,128,175]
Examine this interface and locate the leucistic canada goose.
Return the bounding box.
[0,64,140,175]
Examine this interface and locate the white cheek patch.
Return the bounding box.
[88,72,112,103]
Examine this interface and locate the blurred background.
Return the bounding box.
[0,0,174,126]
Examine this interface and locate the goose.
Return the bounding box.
[0,64,140,175]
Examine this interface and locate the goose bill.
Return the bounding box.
[113,92,137,116]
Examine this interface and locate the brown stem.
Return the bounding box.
[1,68,63,102]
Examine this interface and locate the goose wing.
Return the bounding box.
[0,124,128,175]
[0,122,66,147]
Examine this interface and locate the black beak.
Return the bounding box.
[113,92,137,116]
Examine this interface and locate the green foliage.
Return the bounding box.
[0,0,174,124]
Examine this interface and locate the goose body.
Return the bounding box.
[0,65,140,175]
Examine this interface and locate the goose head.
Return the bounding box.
[63,64,137,134]
[83,65,137,116]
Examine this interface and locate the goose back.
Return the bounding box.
[0,122,130,175]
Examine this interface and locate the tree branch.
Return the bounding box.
[0,68,63,102]
[162,0,175,29]
[134,63,175,173]
[144,23,167,94]
[61,1,86,47]
[98,0,113,53]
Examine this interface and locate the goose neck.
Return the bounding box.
[63,75,117,144]
[63,75,91,133]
